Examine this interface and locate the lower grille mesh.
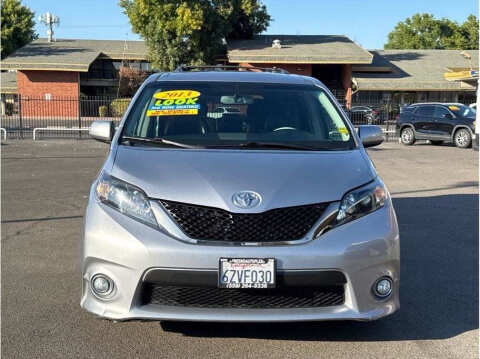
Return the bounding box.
[142,284,345,309]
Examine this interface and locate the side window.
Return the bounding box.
[415,106,434,117]
[434,106,451,118]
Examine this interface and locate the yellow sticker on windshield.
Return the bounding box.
[154,90,201,100]
[147,109,198,116]
[148,89,201,116]
[448,105,459,111]
[338,127,348,134]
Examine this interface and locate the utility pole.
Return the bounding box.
[38,12,60,42]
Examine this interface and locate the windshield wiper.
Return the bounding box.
[121,136,202,149]
[208,141,318,151]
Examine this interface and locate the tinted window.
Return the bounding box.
[416,106,434,116]
[401,106,415,113]
[447,104,476,118]
[122,82,355,150]
[352,106,368,111]
[434,106,451,118]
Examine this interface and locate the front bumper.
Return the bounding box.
[81,194,400,322]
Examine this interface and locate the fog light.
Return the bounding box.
[91,274,114,297]
[373,277,392,298]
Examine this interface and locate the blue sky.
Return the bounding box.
[24,0,478,49]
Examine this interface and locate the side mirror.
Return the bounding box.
[443,113,453,119]
[358,125,384,148]
[89,121,114,143]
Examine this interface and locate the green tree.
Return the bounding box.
[224,0,271,40]
[385,13,478,50]
[1,0,37,58]
[120,0,271,71]
[458,14,479,49]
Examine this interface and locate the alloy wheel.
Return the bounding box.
[455,129,471,148]
[401,128,414,145]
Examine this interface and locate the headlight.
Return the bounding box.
[335,178,387,226]
[95,172,158,228]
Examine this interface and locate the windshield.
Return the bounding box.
[448,104,476,118]
[121,82,355,150]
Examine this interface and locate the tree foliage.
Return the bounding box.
[457,14,479,50]
[385,13,479,50]
[120,0,271,71]
[1,0,37,58]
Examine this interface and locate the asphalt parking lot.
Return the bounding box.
[1,139,478,359]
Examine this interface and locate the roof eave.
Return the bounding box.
[98,53,148,61]
[356,86,475,91]
[0,63,90,72]
[0,88,18,94]
[228,57,373,64]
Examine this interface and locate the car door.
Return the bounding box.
[413,105,435,136]
[433,105,455,138]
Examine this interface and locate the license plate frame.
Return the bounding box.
[218,258,276,289]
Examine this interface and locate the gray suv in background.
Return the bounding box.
[81,66,399,322]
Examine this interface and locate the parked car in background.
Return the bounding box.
[349,106,380,125]
[396,103,476,148]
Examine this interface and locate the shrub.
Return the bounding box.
[118,66,148,97]
[98,105,108,117]
[110,98,131,117]
[5,102,14,115]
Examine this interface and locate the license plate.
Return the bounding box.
[218,258,275,289]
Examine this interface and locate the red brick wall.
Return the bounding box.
[17,70,79,117]
[238,62,312,76]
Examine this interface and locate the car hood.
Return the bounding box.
[111,146,374,212]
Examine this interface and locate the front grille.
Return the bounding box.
[142,284,345,309]
[160,200,329,243]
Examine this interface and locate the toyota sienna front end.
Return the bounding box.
[81,68,400,322]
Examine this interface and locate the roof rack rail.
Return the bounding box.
[174,65,289,74]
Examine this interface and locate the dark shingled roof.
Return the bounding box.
[0,72,17,93]
[227,35,373,64]
[353,50,479,91]
[0,38,147,72]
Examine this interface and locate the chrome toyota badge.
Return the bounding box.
[232,191,262,209]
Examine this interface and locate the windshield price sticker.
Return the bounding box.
[219,258,276,289]
[147,89,201,116]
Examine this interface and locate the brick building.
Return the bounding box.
[0,38,149,117]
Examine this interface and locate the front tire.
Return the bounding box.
[454,128,472,148]
[400,127,415,145]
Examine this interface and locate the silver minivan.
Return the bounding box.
[81,67,399,322]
